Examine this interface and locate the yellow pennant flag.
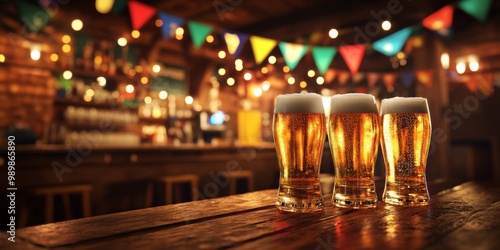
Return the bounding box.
[250,36,277,65]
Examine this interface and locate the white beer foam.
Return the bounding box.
[275,93,325,114]
[381,97,429,115]
[330,93,378,114]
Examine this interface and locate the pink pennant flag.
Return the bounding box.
[128,1,156,30]
[339,44,366,74]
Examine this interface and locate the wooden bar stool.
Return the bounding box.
[26,184,92,225]
[145,174,199,207]
[221,170,254,195]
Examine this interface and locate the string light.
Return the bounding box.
[456,61,466,74]
[227,77,235,86]
[287,76,295,85]
[175,27,184,40]
[62,44,71,53]
[71,19,83,31]
[300,81,307,88]
[268,56,277,64]
[185,96,194,105]
[0,54,5,63]
[328,29,339,39]
[381,20,391,31]
[50,53,59,62]
[253,87,263,97]
[155,19,163,27]
[141,76,148,84]
[125,84,135,93]
[206,35,214,43]
[469,60,479,72]
[218,68,226,76]
[144,96,152,104]
[30,45,41,61]
[440,52,450,70]
[97,76,106,86]
[131,30,141,39]
[316,76,325,85]
[62,70,73,80]
[244,72,252,81]
[117,37,127,47]
[283,66,290,73]
[261,66,268,74]
[152,64,161,73]
[62,35,71,44]
[159,90,168,100]
[218,50,226,59]
[262,81,270,91]
[307,70,315,78]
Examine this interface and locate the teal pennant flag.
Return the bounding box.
[279,42,307,71]
[312,46,337,75]
[458,0,493,22]
[373,27,413,57]
[188,21,213,48]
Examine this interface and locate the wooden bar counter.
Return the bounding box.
[1,181,498,249]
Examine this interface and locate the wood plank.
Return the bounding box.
[16,190,277,248]
[0,233,44,250]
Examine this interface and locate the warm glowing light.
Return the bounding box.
[244,72,252,81]
[144,96,152,104]
[141,76,148,84]
[62,35,71,44]
[135,65,143,73]
[95,0,114,13]
[253,87,263,97]
[159,90,168,100]
[268,55,277,64]
[396,52,405,60]
[83,94,92,102]
[262,81,270,91]
[30,47,41,61]
[300,81,307,88]
[307,70,315,78]
[287,76,295,85]
[329,28,339,39]
[261,67,268,74]
[316,76,325,85]
[227,77,235,86]
[94,55,102,65]
[129,69,137,77]
[469,60,479,72]
[218,50,226,59]
[62,44,71,53]
[71,19,83,31]
[131,30,141,39]
[85,89,95,97]
[125,84,135,93]
[97,76,106,86]
[155,19,163,27]
[152,64,161,73]
[235,64,243,71]
[62,70,73,80]
[440,52,450,70]
[218,68,226,76]
[283,66,290,73]
[235,59,243,65]
[117,37,127,47]
[185,96,194,105]
[0,54,5,63]
[382,20,391,31]
[206,35,214,43]
[50,53,58,62]
[456,62,466,74]
[175,27,184,36]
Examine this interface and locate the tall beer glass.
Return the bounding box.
[273,93,326,212]
[328,94,380,208]
[380,97,431,206]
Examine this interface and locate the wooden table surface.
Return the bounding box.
[2,181,499,250]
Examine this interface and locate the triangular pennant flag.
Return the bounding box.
[128,1,156,30]
[373,27,413,56]
[338,71,350,85]
[458,0,493,22]
[112,0,127,13]
[312,46,337,75]
[422,5,454,31]
[400,72,416,88]
[279,42,307,71]
[324,69,337,83]
[158,12,184,39]
[367,73,380,87]
[17,0,50,32]
[96,0,114,14]
[249,36,277,65]
[416,70,433,87]
[188,21,213,49]
[352,73,365,84]
[382,74,397,88]
[223,31,249,58]
[339,44,366,74]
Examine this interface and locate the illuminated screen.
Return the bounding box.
[209,111,225,125]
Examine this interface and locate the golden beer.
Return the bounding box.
[380,97,431,206]
[328,94,379,208]
[273,93,326,212]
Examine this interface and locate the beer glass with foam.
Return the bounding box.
[273,93,326,212]
[380,97,431,206]
[328,94,380,208]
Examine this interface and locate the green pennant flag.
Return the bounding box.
[312,46,337,75]
[17,0,50,32]
[188,21,213,48]
[278,42,307,71]
[458,0,492,22]
[112,0,128,13]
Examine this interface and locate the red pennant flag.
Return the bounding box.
[382,74,396,88]
[339,45,366,74]
[416,70,433,87]
[367,73,380,87]
[338,71,350,85]
[422,5,454,31]
[128,1,156,30]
